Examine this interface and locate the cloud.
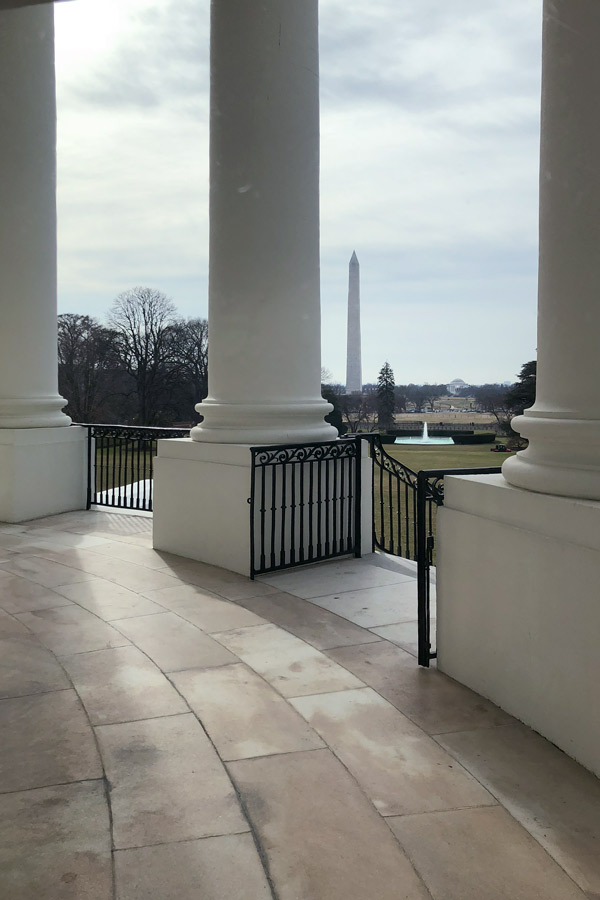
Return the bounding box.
[54,0,543,386]
[59,0,209,113]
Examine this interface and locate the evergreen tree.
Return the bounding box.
[377,361,396,430]
[506,360,537,415]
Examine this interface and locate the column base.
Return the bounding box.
[437,473,600,777]
[503,414,600,500]
[0,426,86,522]
[191,399,337,444]
[0,397,71,429]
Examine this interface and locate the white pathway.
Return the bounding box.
[0,510,597,900]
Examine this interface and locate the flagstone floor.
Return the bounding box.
[0,509,598,900]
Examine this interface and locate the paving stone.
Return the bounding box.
[0,690,102,792]
[143,582,267,631]
[97,713,248,849]
[62,645,188,725]
[213,623,363,697]
[0,571,74,614]
[114,612,236,672]
[2,512,598,900]
[16,605,130,656]
[16,529,110,549]
[259,559,413,599]
[0,633,70,699]
[234,589,381,649]
[228,749,431,900]
[156,556,249,587]
[439,724,600,896]
[40,548,182,593]
[306,581,420,627]
[208,579,281,602]
[114,833,272,900]
[292,688,494,815]
[87,540,174,569]
[0,780,112,900]
[171,663,324,760]
[0,554,95,588]
[388,807,588,900]
[0,608,29,635]
[371,619,434,657]
[54,577,164,621]
[327,640,512,734]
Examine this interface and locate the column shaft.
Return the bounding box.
[503,0,600,498]
[191,0,335,444]
[0,5,69,428]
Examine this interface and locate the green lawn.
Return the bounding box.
[385,442,509,474]
[371,441,507,561]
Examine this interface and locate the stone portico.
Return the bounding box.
[0,510,598,899]
[0,0,599,861]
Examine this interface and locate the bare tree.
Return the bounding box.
[170,317,209,422]
[422,384,446,411]
[340,392,377,432]
[57,314,116,422]
[108,287,178,425]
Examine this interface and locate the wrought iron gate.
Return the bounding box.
[367,435,501,666]
[250,437,362,578]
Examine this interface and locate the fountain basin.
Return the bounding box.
[394,436,454,445]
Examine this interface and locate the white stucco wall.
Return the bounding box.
[0,427,86,522]
[437,474,600,777]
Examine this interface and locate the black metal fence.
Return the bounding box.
[75,423,502,668]
[75,424,189,512]
[365,435,502,666]
[367,434,420,559]
[250,437,362,577]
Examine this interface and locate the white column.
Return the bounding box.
[503,0,600,500]
[0,6,85,522]
[191,0,336,444]
[0,4,70,428]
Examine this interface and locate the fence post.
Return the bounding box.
[249,449,256,579]
[354,436,362,558]
[416,471,431,668]
[85,426,93,510]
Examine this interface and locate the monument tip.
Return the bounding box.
[350,250,359,264]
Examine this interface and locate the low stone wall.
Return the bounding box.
[437,474,600,778]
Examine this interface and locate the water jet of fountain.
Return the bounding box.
[394,420,454,445]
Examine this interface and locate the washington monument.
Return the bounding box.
[346,251,362,393]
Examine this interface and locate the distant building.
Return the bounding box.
[446,378,469,395]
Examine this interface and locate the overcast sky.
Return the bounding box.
[54,0,543,387]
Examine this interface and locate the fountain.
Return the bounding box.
[394,422,454,445]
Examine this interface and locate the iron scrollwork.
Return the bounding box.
[252,438,359,467]
[88,425,190,442]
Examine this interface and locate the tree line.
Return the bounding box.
[322,361,537,439]
[58,287,208,425]
[58,286,536,437]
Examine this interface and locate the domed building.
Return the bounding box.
[446,378,469,395]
